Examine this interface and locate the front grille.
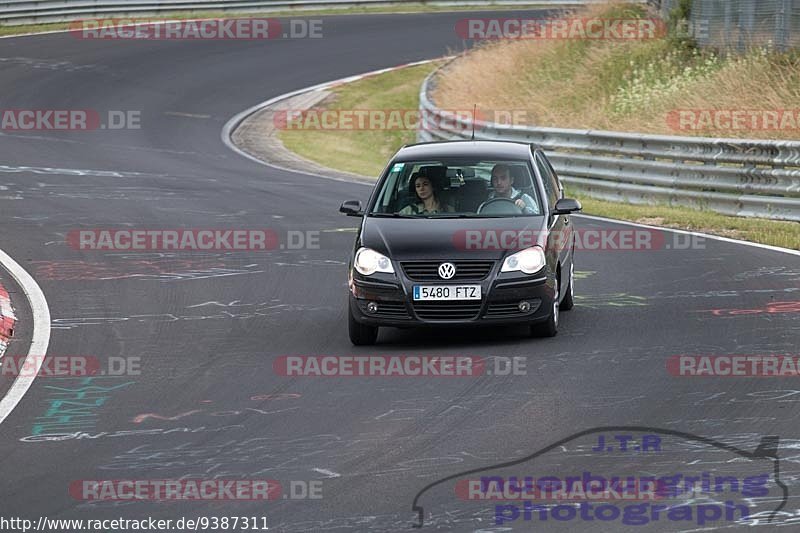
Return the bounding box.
[413,301,482,321]
[485,299,541,318]
[401,261,495,281]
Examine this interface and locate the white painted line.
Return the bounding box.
[221,57,454,184]
[575,214,800,257]
[223,60,800,260]
[164,111,211,119]
[0,28,72,40]
[0,248,51,426]
[312,468,341,478]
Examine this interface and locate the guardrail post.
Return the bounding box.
[774,0,791,52]
[739,0,756,52]
[723,1,733,49]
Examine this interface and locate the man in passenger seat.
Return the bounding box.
[488,164,539,215]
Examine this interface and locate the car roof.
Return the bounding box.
[393,140,539,161]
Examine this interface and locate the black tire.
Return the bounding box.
[561,260,575,311]
[531,276,559,337]
[349,302,378,345]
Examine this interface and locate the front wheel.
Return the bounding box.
[531,277,559,338]
[349,302,379,345]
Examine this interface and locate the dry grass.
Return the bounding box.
[433,1,800,139]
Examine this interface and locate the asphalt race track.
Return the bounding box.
[0,10,799,532]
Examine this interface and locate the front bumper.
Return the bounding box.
[348,262,555,327]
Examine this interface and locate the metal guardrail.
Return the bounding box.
[0,0,612,25]
[418,70,800,221]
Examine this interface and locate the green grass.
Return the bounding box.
[0,4,558,37]
[566,190,800,250]
[279,62,442,177]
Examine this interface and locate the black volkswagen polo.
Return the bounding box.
[339,140,581,345]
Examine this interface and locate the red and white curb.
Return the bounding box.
[0,247,50,426]
[0,282,16,358]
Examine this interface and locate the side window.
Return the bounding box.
[373,164,403,212]
[535,153,559,208]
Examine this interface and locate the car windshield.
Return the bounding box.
[368,159,543,218]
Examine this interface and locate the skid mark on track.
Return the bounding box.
[33,259,263,282]
[0,56,106,72]
[735,267,800,280]
[52,303,334,329]
[574,293,649,309]
[132,406,300,424]
[20,424,245,443]
[0,165,162,178]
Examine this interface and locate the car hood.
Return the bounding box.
[361,216,548,261]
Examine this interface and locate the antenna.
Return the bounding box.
[471,104,476,140]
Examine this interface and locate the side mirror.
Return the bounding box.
[339,200,363,216]
[553,198,582,215]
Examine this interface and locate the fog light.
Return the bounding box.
[366,301,379,314]
[518,301,531,313]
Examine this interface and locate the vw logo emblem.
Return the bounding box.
[438,262,456,280]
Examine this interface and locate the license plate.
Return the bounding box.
[413,285,481,301]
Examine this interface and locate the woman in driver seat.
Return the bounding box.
[488,164,539,215]
[399,172,454,215]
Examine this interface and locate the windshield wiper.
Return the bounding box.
[368,213,416,218]
[428,214,485,218]
[437,214,528,218]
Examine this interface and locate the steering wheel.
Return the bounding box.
[476,197,523,215]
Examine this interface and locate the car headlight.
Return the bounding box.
[501,246,546,274]
[354,247,394,276]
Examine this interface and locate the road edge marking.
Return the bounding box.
[221,57,452,183]
[0,248,51,425]
[575,214,800,257]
